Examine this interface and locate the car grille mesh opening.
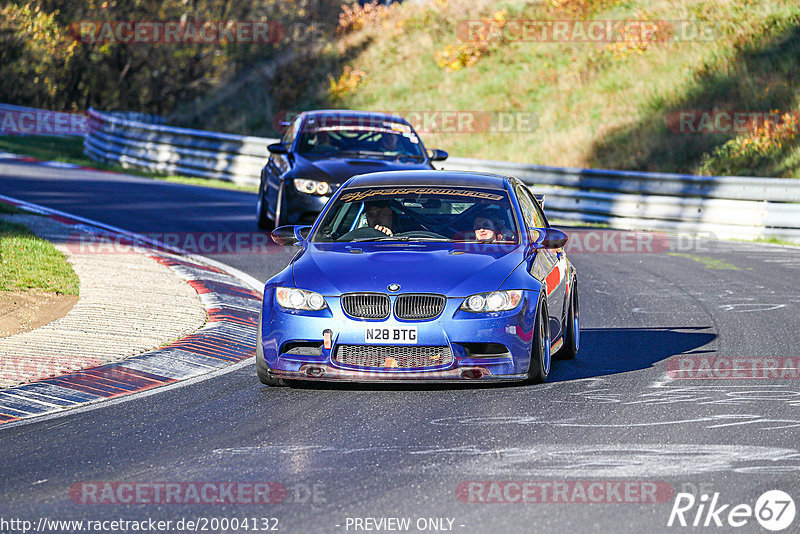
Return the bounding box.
[334,345,454,369]
[394,293,446,320]
[342,293,390,319]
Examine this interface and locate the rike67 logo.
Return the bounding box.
[668,490,796,531]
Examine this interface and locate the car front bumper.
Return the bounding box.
[258,288,538,382]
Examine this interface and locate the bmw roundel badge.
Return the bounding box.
[387,283,401,292]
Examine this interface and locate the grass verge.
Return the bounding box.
[0,135,257,192]
[0,219,80,295]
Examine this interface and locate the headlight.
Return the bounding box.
[276,287,327,311]
[294,179,330,196]
[460,290,523,313]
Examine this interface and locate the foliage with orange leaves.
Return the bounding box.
[699,111,800,176]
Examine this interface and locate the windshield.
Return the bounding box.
[296,126,425,160]
[311,186,519,244]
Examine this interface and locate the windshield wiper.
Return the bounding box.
[350,236,409,242]
[336,150,387,159]
[349,236,450,243]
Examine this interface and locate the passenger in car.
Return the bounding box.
[471,209,514,242]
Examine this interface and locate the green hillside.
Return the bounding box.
[3,0,798,177]
[190,0,800,177]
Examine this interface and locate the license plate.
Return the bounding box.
[364,326,418,344]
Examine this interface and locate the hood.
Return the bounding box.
[295,155,432,183]
[291,243,525,297]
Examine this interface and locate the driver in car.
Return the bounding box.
[376,132,399,155]
[365,200,395,236]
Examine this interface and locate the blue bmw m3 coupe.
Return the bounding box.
[257,170,579,385]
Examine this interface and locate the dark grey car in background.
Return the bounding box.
[257,109,448,229]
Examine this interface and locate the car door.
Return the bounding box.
[516,182,566,342]
[265,115,302,218]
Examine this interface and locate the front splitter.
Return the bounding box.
[271,364,527,383]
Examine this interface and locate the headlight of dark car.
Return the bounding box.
[293,179,330,195]
[460,290,523,313]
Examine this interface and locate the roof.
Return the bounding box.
[345,170,511,190]
[302,109,411,126]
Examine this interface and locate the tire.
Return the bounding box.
[256,357,288,387]
[256,192,274,231]
[554,279,579,360]
[525,297,550,384]
[255,311,287,386]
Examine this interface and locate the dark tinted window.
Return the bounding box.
[297,128,424,160]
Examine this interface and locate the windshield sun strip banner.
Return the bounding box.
[338,188,505,203]
[303,125,420,143]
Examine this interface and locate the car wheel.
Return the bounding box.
[256,354,288,387]
[255,313,286,386]
[256,193,274,231]
[554,279,579,360]
[525,297,550,384]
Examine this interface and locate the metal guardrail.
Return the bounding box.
[81,107,800,242]
[442,157,800,241]
[85,108,275,186]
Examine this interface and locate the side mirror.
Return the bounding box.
[270,225,311,246]
[531,228,568,249]
[428,148,448,162]
[267,143,288,155]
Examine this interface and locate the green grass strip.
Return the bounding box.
[0,219,80,295]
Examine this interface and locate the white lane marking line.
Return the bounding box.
[40,161,81,169]
[0,391,64,409]
[0,358,255,431]
[718,303,787,312]
[211,443,800,476]
[0,194,264,431]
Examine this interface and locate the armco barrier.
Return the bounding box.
[78,107,800,243]
[85,108,276,186]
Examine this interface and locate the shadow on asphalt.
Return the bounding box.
[260,326,716,392]
[548,326,716,382]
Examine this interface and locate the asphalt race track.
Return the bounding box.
[2,160,800,533]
